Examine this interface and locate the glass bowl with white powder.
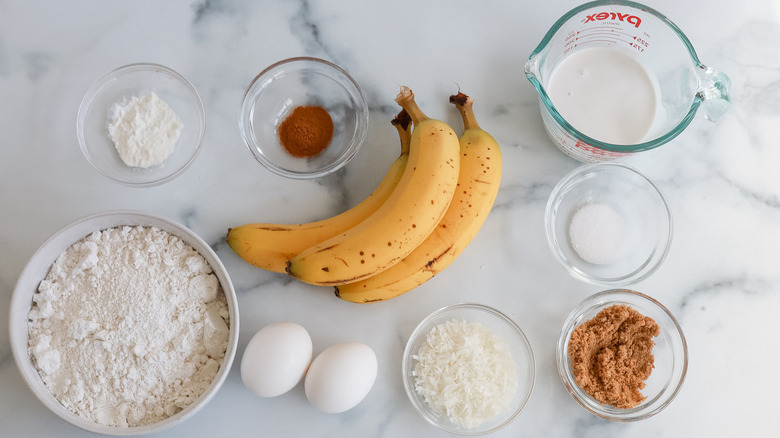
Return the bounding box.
[77,63,206,187]
[545,163,673,286]
[402,303,535,435]
[9,210,239,435]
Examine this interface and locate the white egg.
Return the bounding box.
[304,342,377,413]
[241,322,312,398]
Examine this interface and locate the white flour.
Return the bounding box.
[108,91,183,168]
[28,226,230,427]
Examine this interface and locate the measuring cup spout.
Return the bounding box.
[524,55,542,87]
[696,65,731,122]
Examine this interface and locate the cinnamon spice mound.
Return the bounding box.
[568,304,660,409]
[277,105,334,158]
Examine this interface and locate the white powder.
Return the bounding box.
[28,226,230,428]
[108,91,183,168]
[569,203,629,265]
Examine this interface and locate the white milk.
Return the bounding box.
[546,47,658,145]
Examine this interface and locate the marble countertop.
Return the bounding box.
[2,0,778,436]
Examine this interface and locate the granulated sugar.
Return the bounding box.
[569,203,628,265]
[27,226,230,427]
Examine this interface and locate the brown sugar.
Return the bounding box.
[568,304,660,409]
[277,105,334,158]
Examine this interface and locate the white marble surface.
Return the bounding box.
[2,0,779,436]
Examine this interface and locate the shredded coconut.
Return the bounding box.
[412,319,518,429]
[27,226,230,427]
[108,91,183,168]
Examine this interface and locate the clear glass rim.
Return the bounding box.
[544,162,674,286]
[238,56,369,179]
[555,289,688,421]
[401,303,536,435]
[76,63,207,187]
[525,0,703,153]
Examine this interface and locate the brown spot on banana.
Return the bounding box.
[425,245,454,270]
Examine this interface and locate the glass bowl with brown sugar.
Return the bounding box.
[556,289,688,422]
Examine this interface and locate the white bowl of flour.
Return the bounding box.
[9,210,239,435]
[77,63,206,187]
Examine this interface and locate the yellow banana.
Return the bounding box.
[335,92,502,303]
[226,111,413,273]
[286,86,461,286]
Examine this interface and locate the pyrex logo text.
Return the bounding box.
[583,11,642,28]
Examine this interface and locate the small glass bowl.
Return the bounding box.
[77,63,206,187]
[556,289,688,422]
[545,162,672,286]
[239,57,368,179]
[402,303,535,435]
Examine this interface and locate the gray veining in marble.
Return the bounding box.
[2,0,780,437]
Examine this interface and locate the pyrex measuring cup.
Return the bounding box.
[525,0,730,162]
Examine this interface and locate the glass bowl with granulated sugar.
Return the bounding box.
[9,210,239,435]
[77,63,206,187]
[545,163,673,287]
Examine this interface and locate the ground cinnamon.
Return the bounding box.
[277,105,334,158]
[568,304,659,409]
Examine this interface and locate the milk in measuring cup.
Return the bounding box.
[546,47,658,145]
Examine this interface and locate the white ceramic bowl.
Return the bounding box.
[77,63,206,187]
[402,303,535,435]
[545,163,673,286]
[8,210,239,435]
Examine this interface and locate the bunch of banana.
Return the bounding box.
[226,110,413,273]
[335,92,502,303]
[227,87,501,304]
[286,87,461,285]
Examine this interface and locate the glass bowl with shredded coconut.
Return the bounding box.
[402,303,535,435]
[545,163,673,287]
[9,210,239,435]
[77,63,206,187]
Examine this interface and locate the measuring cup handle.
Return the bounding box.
[697,65,731,122]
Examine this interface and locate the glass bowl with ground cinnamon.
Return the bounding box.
[556,289,687,422]
[239,57,368,179]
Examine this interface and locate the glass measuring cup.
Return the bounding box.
[525,0,730,162]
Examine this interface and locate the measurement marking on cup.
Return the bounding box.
[566,39,634,53]
[566,37,649,54]
[579,27,636,39]
[563,27,646,54]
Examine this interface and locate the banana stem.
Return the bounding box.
[395,86,428,124]
[391,109,412,155]
[449,92,480,130]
